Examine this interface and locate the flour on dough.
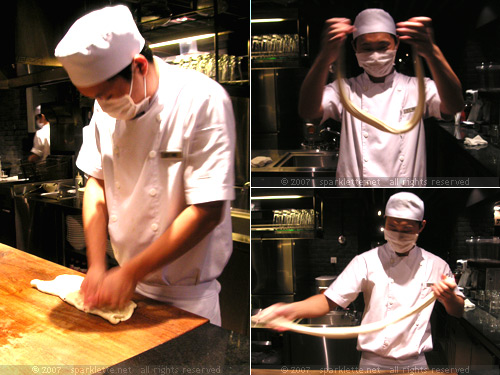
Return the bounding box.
[30,274,137,324]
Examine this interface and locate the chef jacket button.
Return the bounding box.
[363,132,369,138]
[110,215,117,222]
[399,155,405,162]
[149,150,157,158]
[363,157,368,163]
[149,188,157,197]
[156,114,162,122]
[115,181,120,189]
[151,223,159,232]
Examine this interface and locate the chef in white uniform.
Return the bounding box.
[254,192,465,370]
[299,9,464,184]
[28,114,50,163]
[54,5,235,325]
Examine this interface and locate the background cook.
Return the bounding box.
[254,192,465,370]
[54,5,235,325]
[298,8,464,183]
[28,113,51,163]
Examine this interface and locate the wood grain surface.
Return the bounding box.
[0,244,208,373]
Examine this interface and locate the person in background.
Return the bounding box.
[298,9,464,182]
[54,5,235,325]
[28,114,50,163]
[254,192,465,370]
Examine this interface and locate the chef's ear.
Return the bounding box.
[418,220,426,233]
[132,54,149,76]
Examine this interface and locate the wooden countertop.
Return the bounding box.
[252,370,457,375]
[0,244,208,371]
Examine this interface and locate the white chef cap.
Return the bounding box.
[385,192,424,222]
[353,8,396,40]
[55,5,145,88]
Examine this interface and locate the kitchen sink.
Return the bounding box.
[276,151,338,170]
[39,191,76,201]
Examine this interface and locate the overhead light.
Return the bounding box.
[377,210,382,216]
[251,18,286,23]
[150,33,215,48]
[252,195,306,200]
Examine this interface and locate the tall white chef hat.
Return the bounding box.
[385,192,424,222]
[353,8,397,40]
[55,5,145,88]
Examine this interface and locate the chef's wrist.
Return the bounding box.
[121,260,144,284]
[88,261,106,273]
[316,53,335,68]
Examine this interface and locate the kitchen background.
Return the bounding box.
[252,188,500,293]
[0,0,250,336]
[251,188,500,369]
[251,0,500,178]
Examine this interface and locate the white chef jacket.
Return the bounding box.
[76,57,235,324]
[321,71,442,183]
[31,124,51,161]
[324,243,464,365]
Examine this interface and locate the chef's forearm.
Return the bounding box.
[122,201,224,283]
[82,177,109,271]
[442,294,465,318]
[425,44,464,116]
[298,57,331,120]
[288,294,336,320]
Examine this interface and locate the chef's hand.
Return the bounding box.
[252,303,298,332]
[81,265,106,309]
[396,17,435,60]
[317,18,355,65]
[431,274,457,303]
[84,267,137,310]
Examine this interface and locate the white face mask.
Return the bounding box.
[384,229,419,254]
[355,50,397,78]
[97,67,150,120]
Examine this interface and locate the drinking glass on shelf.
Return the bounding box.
[252,35,262,52]
[281,210,290,229]
[308,209,315,228]
[273,210,282,227]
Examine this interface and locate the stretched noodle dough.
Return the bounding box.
[251,292,436,339]
[31,274,137,324]
[336,47,426,134]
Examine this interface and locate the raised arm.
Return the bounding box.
[298,18,355,120]
[396,17,464,117]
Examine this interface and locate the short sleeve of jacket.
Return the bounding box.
[183,87,235,205]
[423,77,442,120]
[324,255,367,308]
[76,103,104,179]
[30,133,44,156]
[321,80,343,124]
